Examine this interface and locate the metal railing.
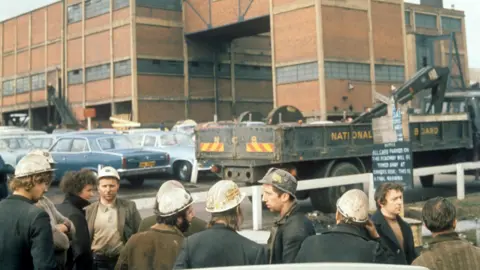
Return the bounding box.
[179,161,480,230]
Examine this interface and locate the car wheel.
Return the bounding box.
[175,162,192,182]
[127,177,145,188]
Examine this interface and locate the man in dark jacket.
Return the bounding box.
[57,169,97,270]
[295,189,395,263]
[174,180,267,269]
[412,197,480,269]
[0,154,57,269]
[138,180,206,237]
[260,168,315,264]
[372,183,417,265]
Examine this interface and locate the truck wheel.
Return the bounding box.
[420,175,434,188]
[128,177,145,188]
[310,162,363,213]
[175,161,192,182]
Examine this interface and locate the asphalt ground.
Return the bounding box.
[46,172,480,230]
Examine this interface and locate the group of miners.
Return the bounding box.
[0,151,480,270]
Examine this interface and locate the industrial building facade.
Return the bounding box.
[0,0,469,128]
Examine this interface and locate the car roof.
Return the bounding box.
[58,133,124,139]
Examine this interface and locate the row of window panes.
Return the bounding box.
[405,11,462,32]
[276,62,404,84]
[2,74,46,96]
[67,0,129,24]
[68,59,132,85]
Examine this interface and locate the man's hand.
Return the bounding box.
[365,220,380,239]
[56,223,69,233]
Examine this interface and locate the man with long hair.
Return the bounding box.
[0,154,57,269]
[174,180,267,268]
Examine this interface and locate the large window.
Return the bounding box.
[324,62,371,81]
[442,17,462,32]
[114,0,129,10]
[2,80,14,96]
[136,0,181,11]
[114,59,131,77]
[189,62,213,78]
[276,62,318,85]
[137,59,184,76]
[415,13,437,29]
[85,0,110,19]
[68,69,83,85]
[405,11,411,25]
[67,3,82,24]
[235,65,271,80]
[375,65,405,82]
[86,64,111,82]
[31,73,46,90]
[16,77,30,94]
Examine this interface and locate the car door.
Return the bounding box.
[49,138,73,181]
[67,138,92,172]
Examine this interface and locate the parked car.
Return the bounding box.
[127,131,212,181]
[0,135,36,169]
[48,133,170,187]
[28,134,59,150]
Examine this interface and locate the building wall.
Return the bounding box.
[65,0,133,119]
[272,0,406,119]
[0,1,63,114]
[404,3,469,87]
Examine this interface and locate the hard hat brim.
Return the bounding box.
[158,199,195,217]
[205,192,246,213]
[14,168,56,178]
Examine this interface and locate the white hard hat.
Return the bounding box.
[98,166,120,180]
[336,189,369,223]
[205,180,245,213]
[27,149,56,164]
[157,187,194,217]
[15,154,55,178]
[157,180,184,198]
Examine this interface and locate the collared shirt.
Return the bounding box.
[91,201,124,256]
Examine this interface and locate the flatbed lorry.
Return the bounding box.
[195,66,478,213]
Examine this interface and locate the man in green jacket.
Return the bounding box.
[138,180,206,236]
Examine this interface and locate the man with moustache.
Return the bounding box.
[371,183,418,265]
[85,166,142,270]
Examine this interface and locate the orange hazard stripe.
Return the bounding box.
[246,143,274,152]
[200,142,224,152]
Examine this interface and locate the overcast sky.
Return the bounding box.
[0,0,478,68]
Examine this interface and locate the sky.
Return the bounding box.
[0,0,478,68]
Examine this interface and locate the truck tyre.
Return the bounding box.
[310,162,363,213]
[175,161,192,182]
[420,175,434,188]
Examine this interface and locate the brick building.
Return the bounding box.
[0,0,470,128]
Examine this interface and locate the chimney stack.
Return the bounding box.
[420,0,443,8]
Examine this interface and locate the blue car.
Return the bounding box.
[48,133,170,187]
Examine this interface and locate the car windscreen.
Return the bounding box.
[127,134,144,147]
[97,136,135,151]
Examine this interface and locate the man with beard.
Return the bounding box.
[138,180,206,236]
[260,168,315,264]
[0,154,57,269]
[86,166,142,270]
[115,187,195,269]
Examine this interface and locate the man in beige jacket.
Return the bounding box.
[85,166,141,270]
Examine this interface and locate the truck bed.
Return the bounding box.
[196,113,472,167]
